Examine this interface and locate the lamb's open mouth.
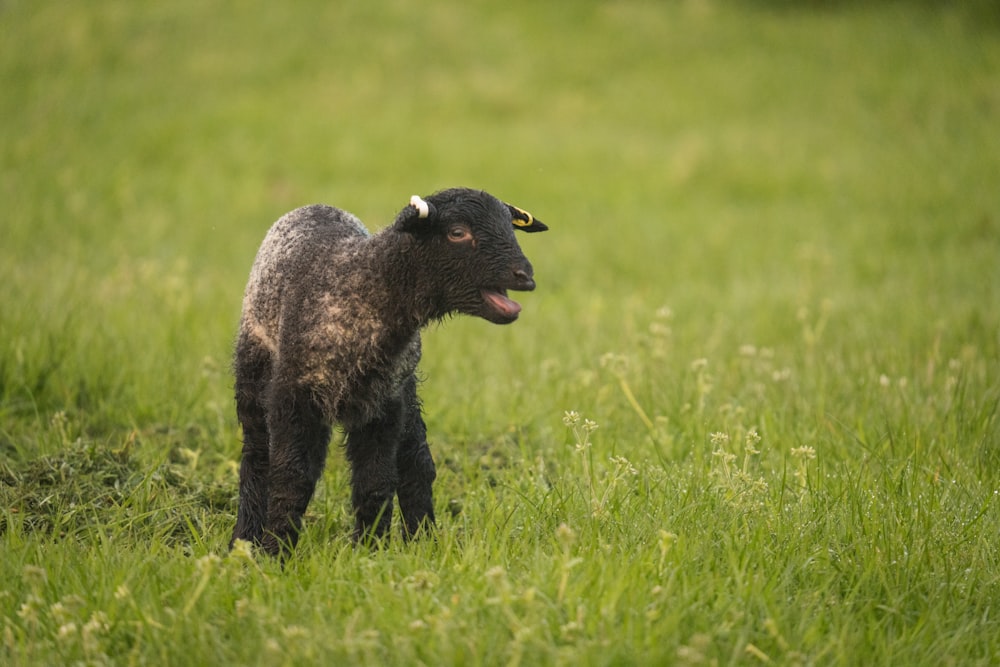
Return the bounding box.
[480,288,522,322]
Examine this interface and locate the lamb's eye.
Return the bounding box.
[447,226,473,243]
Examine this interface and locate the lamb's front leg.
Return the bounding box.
[395,375,436,539]
[345,398,404,543]
[261,385,331,557]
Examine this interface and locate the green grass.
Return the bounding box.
[3,0,999,664]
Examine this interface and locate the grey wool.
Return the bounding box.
[230,187,547,555]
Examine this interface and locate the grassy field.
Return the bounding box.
[2,0,999,664]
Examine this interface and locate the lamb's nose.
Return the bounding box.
[513,267,536,291]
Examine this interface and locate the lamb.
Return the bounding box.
[230,187,547,555]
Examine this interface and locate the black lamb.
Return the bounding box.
[230,187,547,555]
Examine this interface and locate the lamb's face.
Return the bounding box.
[418,189,544,325]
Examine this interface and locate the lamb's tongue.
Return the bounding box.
[482,289,521,318]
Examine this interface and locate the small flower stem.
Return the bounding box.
[617,376,654,431]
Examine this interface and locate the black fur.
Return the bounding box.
[230,188,545,555]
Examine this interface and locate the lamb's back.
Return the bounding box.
[241,205,370,351]
[238,204,421,426]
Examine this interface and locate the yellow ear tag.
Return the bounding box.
[511,206,535,228]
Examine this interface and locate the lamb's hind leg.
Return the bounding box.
[260,383,331,557]
[231,337,272,548]
[395,375,436,539]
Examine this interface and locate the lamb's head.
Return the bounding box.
[393,187,548,324]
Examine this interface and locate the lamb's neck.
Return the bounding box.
[365,229,441,333]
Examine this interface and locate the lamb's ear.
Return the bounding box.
[507,203,548,233]
[394,195,438,231]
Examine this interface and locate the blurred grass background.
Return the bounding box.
[4,0,996,439]
[2,0,999,663]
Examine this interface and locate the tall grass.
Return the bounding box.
[2,1,999,664]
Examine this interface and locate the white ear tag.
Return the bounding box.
[410,195,430,219]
